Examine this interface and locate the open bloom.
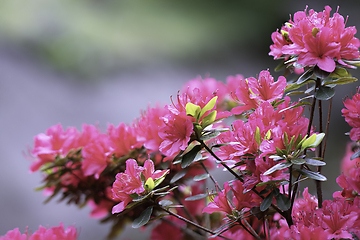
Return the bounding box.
[270,6,360,72]
[0,223,78,240]
[111,159,169,214]
[342,89,360,141]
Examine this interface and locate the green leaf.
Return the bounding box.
[275,193,291,211]
[255,126,261,146]
[296,68,314,84]
[305,158,326,166]
[158,200,173,207]
[329,67,352,78]
[286,90,306,96]
[132,206,153,228]
[291,158,306,165]
[301,134,317,151]
[199,96,218,118]
[341,58,360,67]
[307,133,325,148]
[278,101,312,113]
[256,179,288,187]
[181,145,202,169]
[351,149,360,160]
[296,169,327,181]
[211,142,239,149]
[274,59,286,72]
[193,173,210,182]
[144,177,155,191]
[323,77,358,86]
[285,80,313,92]
[260,191,274,211]
[263,162,292,175]
[185,193,209,201]
[200,130,222,141]
[186,102,201,119]
[170,170,188,184]
[315,86,335,100]
[201,110,217,128]
[314,66,330,79]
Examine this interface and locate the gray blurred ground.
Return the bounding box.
[1,1,360,239]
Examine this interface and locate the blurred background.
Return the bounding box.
[1,0,359,239]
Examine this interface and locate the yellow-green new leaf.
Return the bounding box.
[199,96,218,118]
[186,102,201,119]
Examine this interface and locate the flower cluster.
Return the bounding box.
[11,4,360,240]
[0,223,77,240]
[270,6,360,72]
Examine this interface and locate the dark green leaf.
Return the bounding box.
[200,130,222,141]
[305,158,326,166]
[181,145,202,168]
[256,179,288,187]
[296,169,327,181]
[260,191,274,211]
[158,200,173,207]
[263,162,292,175]
[314,66,330,79]
[286,90,306,96]
[275,193,291,211]
[291,158,306,165]
[315,86,335,100]
[275,60,286,72]
[132,206,153,228]
[329,67,352,78]
[323,77,358,86]
[296,68,314,84]
[170,170,188,184]
[185,193,209,201]
[193,173,210,182]
[351,149,360,160]
[211,142,239,149]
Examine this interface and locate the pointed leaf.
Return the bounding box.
[260,191,274,211]
[279,101,312,113]
[185,193,209,201]
[263,162,292,175]
[275,193,291,211]
[323,77,357,86]
[132,206,153,228]
[291,158,306,165]
[329,67,352,78]
[314,66,330,79]
[315,86,335,100]
[170,170,188,184]
[296,169,327,181]
[305,158,326,166]
[301,134,317,150]
[158,200,173,207]
[193,173,210,182]
[201,110,217,128]
[181,145,202,169]
[307,133,325,148]
[255,126,261,146]
[296,68,314,84]
[199,96,218,118]
[351,149,360,160]
[186,103,201,118]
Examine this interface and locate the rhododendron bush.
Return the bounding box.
[5,5,360,240]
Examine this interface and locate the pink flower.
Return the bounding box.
[81,134,112,179]
[334,167,360,199]
[0,224,78,240]
[158,114,193,158]
[111,159,169,214]
[231,70,287,115]
[0,228,27,240]
[297,27,341,72]
[340,142,360,176]
[135,105,168,152]
[270,6,360,72]
[231,180,259,210]
[342,89,360,141]
[202,182,233,215]
[30,124,78,172]
[107,123,140,158]
[247,70,287,103]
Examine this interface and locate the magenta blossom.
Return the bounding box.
[0,223,78,240]
[111,159,169,214]
[342,89,360,141]
[202,182,233,215]
[270,6,360,72]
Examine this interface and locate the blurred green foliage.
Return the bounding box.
[0,0,286,77]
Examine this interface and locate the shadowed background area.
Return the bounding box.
[1,0,359,239]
